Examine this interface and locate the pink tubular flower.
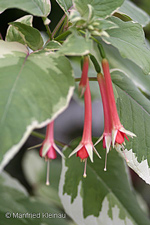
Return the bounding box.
[40,121,64,185]
[79,55,89,97]
[101,58,136,148]
[69,77,101,177]
[95,73,112,171]
[95,59,136,170]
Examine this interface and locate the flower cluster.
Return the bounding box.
[95,58,136,170]
[38,55,136,182]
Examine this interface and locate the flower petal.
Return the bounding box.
[53,143,65,158]
[41,143,51,157]
[85,144,93,162]
[119,127,136,138]
[105,135,111,153]
[47,146,57,159]
[93,146,101,159]
[77,146,89,159]
[94,135,104,146]
[68,144,83,158]
[115,130,125,144]
[112,129,118,148]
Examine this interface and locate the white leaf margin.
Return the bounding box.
[117,0,150,27]
[117,148,150,185]
[0,40,75,170]
[0,41,28,58]
[0,0,51,17]
[0,86,74,171]
[59,158,134,225]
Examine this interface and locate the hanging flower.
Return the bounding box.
[69,77,101,177]
[40,121,64,185]
[95,73,112,171]
[95,59,136,169]
[101,58,136,148]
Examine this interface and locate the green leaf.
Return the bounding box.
[0,171,71,225]
[102,42,150,97]
[118,0,150,27]
[69,7,118,36]
[102,17,150,74]
[0,40,74,170]
[58,33,93,56]
[59,138,150,224]
[23,150,63,207]
[74,0,125,19]
[96,19,118,31]
[56,0,72,15]
[6,15,33,44]
[0,0,51,17]
[111,70,150,185]
[69,44,150,185]
[9,22,44,51]
[44,40,61,51]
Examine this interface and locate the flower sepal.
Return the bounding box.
[112,126,136,147]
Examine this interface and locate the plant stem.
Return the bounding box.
[45,24,52,40]
[31,131,45,139]
[75,77,97,82]
[52,14,67,38]
[42,17,52,40]
[79,30,106,58]
[31,131,65,148]
[54,30,71,41]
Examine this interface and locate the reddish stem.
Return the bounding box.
[102,59,121,127]
[97,73,112,133]
[82,78,92,142]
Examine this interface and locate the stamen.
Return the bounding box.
[83,158,87,178]
[46,159,50,185]
[104,149,108,171]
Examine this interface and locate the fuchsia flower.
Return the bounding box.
[40,121,64,185]
[95,58,136,170]
[78,55,89,97]
[96,73,112,170]
[102,58,136,146]
[69,77,101,177]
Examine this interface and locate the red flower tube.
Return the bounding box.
[79,55,89,97]
[95,58,136,167]
[69,78,101,177]
[101,58,136,148]
[95,73,112,170]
